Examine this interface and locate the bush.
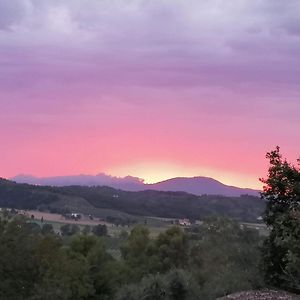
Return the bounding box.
[42,224,55,235]
[60,224,80,236]
[92,224,107,237]
[115,269,200,300]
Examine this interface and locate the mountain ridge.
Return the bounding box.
[11,174,259,197]
[0,177,264,222]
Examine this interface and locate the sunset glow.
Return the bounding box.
[108,162,261,189]
[1,1,300,189]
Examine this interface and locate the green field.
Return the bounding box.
[1,207,267,241]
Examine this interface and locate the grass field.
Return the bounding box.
[241,222,269,236]
[0,207,268,239]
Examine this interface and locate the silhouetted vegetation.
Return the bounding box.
[60,224,80,236]
[0,178,264,222]
[0,215,264,300]
[92,224,108,236]
[260,147,300,293]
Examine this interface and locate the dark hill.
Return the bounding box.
[148,176,259,197]
[0,178,264,222]
[12,174,259,197]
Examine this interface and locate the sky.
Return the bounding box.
[0,0,300,189]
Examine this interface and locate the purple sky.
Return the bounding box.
[1,0,300,188]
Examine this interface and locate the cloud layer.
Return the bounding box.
[1,0,300,188]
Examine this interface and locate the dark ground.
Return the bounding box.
[218,289,300,300]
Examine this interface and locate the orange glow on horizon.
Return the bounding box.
[107,161,263,190]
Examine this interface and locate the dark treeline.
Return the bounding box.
[55,186,264,222]
[0,178,264,222]
[0,215,263,300]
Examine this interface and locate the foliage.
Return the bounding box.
[260,147,300,292]
[92,224,108,237]
[60,224,80,236]
[41,223,55,235]
[32,249,94,300]
[0,214,265,299]
[0,178,58,209]
[0,218,41,300]
[115,269,201,300]
[154,227,188,272]
[59,186,264,222]
[82,225,91,235]
[188,217,264,299]
[119,229,129,239]
[120,226,153,280]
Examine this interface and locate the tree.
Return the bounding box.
[115,269,200,300]
[121,226,153,281]
[155,227,188,272]
[60,224,71,236]
[92,224,107,237]
[0,218,41,299]
[70,224,80,235]
[70,235,98,257]
[69,235,121,299]
[33,249,94,300]
[119,230,129,240]
[60,224,80,236]
[260,147,300,292]
[42,224,54,235]
[26,222,41,234]
[188,217,263,299]
[82,225,91,235]
[121,226,189,282]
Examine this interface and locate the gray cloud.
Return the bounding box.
[0,0,300,92]
[0,0,28,29]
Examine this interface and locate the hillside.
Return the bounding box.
[0,178,265,222]
[148,176,259,197]
[12,174,259,197]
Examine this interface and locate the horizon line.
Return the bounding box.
[7,172,261,191]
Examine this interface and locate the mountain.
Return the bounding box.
[11,174,259,197]
[12,174,144,191]
[148,177,259,197]
[0,178,264,222]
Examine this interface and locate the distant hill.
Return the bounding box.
[11,173,144,191]
[0,178,264,222]
[148,177,259,197]
[12,174,259,197]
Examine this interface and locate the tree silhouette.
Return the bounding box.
[260,147,300,292]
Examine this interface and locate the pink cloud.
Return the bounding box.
[0,1,300,188]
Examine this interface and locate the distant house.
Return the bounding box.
[72,213,81,218]
[179,219,191,226]
[65,213,81,221]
